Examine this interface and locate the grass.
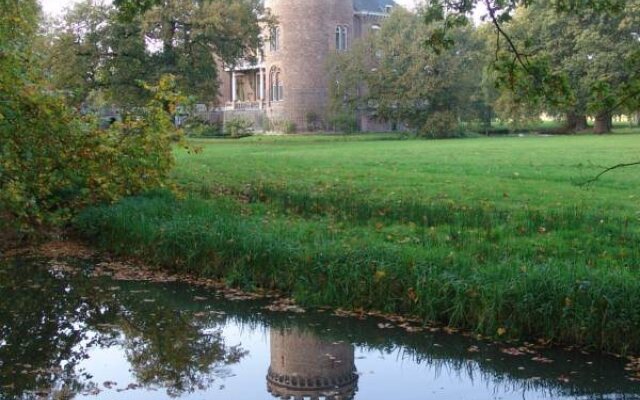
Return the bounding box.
[75,130,640,353]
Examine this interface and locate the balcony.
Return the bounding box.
[223,101,264,111]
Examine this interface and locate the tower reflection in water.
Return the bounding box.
[267,327,358,400]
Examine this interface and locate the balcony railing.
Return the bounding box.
[223,101,264,111]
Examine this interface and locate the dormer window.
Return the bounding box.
[336,25,348,51]
[270,26,281,52]
[385,5,393,13]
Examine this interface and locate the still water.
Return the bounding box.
[0,258,638,400]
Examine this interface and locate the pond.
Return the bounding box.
[0,258,638,400]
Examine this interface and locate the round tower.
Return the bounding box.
[263,0,354,131]
[267,327,358,400]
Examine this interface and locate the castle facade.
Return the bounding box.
[218,0,397,132]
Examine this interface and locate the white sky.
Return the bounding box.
[40,0,423,16]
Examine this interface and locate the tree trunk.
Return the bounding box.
[564,112,587,133]
[635,111,640,126]
[564,112,577,131]
[575,114,588,131]
[594,112,612,134]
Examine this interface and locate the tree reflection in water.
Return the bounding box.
[0,259,246,399]
[2,258,639,400]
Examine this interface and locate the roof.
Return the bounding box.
[353,0,398,13]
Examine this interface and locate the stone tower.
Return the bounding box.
[263,0,355,130]
[267,327,358,400]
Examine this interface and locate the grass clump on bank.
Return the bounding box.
[75,133,640,354]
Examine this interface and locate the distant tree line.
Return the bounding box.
[329,0,639,136]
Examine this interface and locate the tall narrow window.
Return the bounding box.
[336,26,348,51]
[270,67,283,102]
[270,26,281,52]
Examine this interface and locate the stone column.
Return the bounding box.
[259,68,265,107]
[231,71,237,104]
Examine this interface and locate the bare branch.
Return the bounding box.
[580,161,640,186]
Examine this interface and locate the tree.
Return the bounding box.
[424,0,640,133]
[489,1,640,133]
[1,0,182,233]
[44,1,150,107]
[329,9,490,137]
[44,0,271,107]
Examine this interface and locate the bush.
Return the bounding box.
[187,121,224,138]
[282,120,297,134]
[419,111,461,138]
[1,71,181,231]
[270,119,296,134]
[305,111,322,131]
[224,118,254,138]
[329,112,358,133]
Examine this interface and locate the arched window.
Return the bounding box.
[270,67,283,102]
[270,26,281,52]
[335,26,348,51]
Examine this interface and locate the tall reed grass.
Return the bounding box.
[75,190,640,354]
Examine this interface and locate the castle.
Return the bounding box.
[217,0,398,132]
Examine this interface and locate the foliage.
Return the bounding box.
[43,1,150,107]
[329,111,358,134]
[419,111,461,138]
[304,111,322,131]
[269,118,296,134]
[282,120,297,134]
[0,4,182,232]
[43,0,272,107]
[224,117,254,138]
[489,0,640,133]
[424,0,640,134]
[187,121,224,138]
[328,9,490,135]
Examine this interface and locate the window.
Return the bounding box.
[335,26,348,51]
[270,26,281,52]
[270,67,283,102]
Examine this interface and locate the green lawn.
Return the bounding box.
[176,133,640,212]
[77,131,640,353]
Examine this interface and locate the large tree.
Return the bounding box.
[494,0,640,133]
[329,9,490,137]
[425,0,640,133]
[45,0,270,107]
[45,1,150,107]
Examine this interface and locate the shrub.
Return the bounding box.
[419,111,461,138]
[1,71,182,232]
[224,118,254,138]
[329,112,358,134]
[282,120,297,134]
[305,111,322,131]
[187,121,224,138]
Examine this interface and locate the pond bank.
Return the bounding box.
[71,189,640,356]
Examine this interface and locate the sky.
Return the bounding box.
[39,0,422,16]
